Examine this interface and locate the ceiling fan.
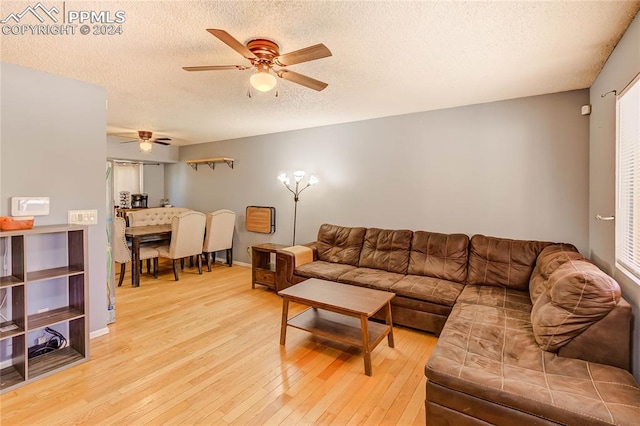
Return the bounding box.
[183,29,332,93]
[117,130,172,153]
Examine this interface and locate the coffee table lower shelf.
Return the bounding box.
[287,308,390,349]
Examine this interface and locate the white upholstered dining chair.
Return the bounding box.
[202,209,236,271]
[155,211,206,281]
[112,217,159,286]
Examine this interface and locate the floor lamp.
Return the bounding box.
[277,171,319,245]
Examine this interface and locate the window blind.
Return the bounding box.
[616,73,640,281]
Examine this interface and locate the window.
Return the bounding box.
[113,162,143,207]
[616,72,640,282]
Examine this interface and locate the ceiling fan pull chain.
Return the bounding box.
[275,90,279,98]
[247,86,252,98]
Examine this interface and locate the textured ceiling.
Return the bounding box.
[1,1,639,146]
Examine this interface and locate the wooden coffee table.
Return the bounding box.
[278,278,395,376]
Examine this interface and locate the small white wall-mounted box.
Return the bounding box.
[581,105,592,115]
[11,197,50,216]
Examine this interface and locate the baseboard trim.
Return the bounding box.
[90,327,109,339]
[214,257,250,268]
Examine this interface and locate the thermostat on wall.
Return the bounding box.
[11,197,50,217]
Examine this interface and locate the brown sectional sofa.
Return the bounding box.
[277,224,471,334]
[276,224,640,425]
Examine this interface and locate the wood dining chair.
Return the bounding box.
[202,209,236,271]
[155,211,206,281]
[112,217,159,286]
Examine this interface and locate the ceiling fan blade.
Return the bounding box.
[207,29,257,61]
[153,141,171,146]
[182,65,249,71]
[274,44,332,66]
[120,140,138,144]
[277,70,328,91]
[154,137,172,141]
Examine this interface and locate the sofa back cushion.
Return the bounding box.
[358,228,412,274]
[529,244,582,304]
[408,231,469,282]
[531,254,621,352]
[467,235,551,290]
[127,207,190,226]
[316,224,366,266]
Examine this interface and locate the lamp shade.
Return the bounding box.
[293,170,305,182]
[277,173,291,186]
[250,71,277,92]
[308,175,319,186]
[139,141,153,152]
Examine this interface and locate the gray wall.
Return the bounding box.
[1,62,108,335]
[106,136,178,163]
[167,89,590,265]
[143,164,165,207]
[589,12,640,380]
[106,136,178,209]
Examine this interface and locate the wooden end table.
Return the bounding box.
[278,278,395,376]
[251,243,288,289]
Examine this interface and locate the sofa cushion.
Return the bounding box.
[531,258,621,352]
[358,228,412,274]
[390,275,464,307]
[426,302,640,425]
[457,285,532,313]
[408,231,469,282]
[295,261,356,281]
[467,235,551,290]
[316,224,366,266]
[337,267,404,291]
[529,243,582,304]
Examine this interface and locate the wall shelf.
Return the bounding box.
[186,157,234,171]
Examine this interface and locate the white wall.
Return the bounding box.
[1,62,108,335]
[589,12,640,380]
[167,89,590,264]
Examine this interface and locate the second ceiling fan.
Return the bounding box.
[183,29,332,92]
[119,130,171,153]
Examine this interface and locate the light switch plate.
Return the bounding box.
[68,209,98,225]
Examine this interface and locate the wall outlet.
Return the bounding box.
[68,209,98,225]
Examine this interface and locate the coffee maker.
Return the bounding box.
[131,193,148,208]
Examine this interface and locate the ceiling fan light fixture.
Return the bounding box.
[139,141,153,153]
[250,68,277,92]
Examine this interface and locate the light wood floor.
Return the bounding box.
[0,261,438,425]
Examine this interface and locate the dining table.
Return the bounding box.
[125,224,172,287]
